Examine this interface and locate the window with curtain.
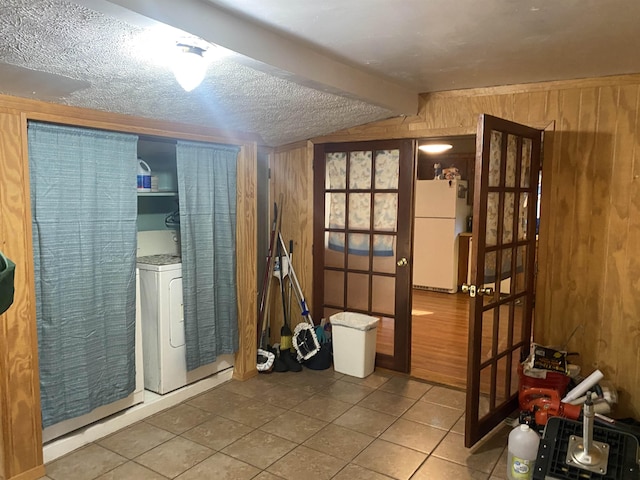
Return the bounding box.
[28,122,139,428]
[176,140,239,371]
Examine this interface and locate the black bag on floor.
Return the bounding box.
[303,341,332,370]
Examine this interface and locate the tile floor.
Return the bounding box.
[39,368,511,480]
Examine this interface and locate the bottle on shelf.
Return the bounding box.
[137,158,152,192]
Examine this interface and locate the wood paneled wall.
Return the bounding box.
[266,142,315,339]
[0,110,44,480]
[233,142,259,381]
[277,74,640,419]
[0,94,258,480]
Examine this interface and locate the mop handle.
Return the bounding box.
[281,268,306,322]
[278,234,313,325]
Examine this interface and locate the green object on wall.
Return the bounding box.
[0,250,16,315]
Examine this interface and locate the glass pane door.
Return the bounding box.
[314,140,413,371]
[465,115,542,447]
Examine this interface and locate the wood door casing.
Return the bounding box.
[465,115,542,447]
[313,140,414,372]
[0,111,45,480]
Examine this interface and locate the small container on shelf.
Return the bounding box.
[137,158,152,192]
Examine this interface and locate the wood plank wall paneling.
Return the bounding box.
[587,87,617,371]
[233,143,258,381]
[547,89,581,346]
[267,142,314,341]
[0,112,45,480]
[0,143,5,474]
[296,75,640,419]
[609,85,640,411]
[0,94,258,479]
[578,89,603,367]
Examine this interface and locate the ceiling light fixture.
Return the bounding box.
[172,42,209,92]
[418,143,453,154]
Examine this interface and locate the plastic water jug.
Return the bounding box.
[507,424,540,480]
[137,158,151,192]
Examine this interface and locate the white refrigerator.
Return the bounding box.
[413,179,471,293]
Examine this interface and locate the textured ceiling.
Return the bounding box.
[0,0,395,146]
[2,0,640,146]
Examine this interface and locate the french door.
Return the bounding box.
[464,115,543,447]
[313,140,414,371]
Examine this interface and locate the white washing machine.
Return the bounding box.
[137,254,233,394]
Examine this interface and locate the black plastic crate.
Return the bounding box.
[533,417,639,480]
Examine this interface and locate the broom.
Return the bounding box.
[257,197,283,372]
[278,240,292,351]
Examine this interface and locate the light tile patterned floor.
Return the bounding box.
[40,368,510,480]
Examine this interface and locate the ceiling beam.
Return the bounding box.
[76,0,418,115]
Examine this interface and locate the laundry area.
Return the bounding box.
[135,138,234,398]
[24,128,239,462]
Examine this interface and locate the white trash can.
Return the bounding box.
[330,312,379,378]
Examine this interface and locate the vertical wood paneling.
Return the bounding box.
[0,114,10,480]
[512,93,531,125]
[537,90,563,336]
[545,89,582,347]
[608,85,640,413]
[545,90,561,123]
[269,143,314,338]
[525,91,548,124]
[469,94,514,121]
[423,96,477,130]
[527,90,554,341]
[233,143,258,380]
[0,112,45,480]
[630,88,640,404]
[589,86,619,376]
[572,88,601,363]
[310,76,640,418]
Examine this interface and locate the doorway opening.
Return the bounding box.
[411,135,476,388]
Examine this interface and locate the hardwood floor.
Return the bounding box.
[410,289,469,389]
[373,289,470,389]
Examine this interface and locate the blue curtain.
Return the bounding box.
[176,140,239,371]
[28,122,138,428]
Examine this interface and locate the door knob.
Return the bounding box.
[462,284,494,298]
[478,286,494,296]
[461,283,476,297]
[397,257,408,267]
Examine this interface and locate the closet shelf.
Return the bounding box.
[137,191,178,197]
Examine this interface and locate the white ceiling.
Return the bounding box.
[2,0,640,146]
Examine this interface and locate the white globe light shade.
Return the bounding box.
[173,47,207,92]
